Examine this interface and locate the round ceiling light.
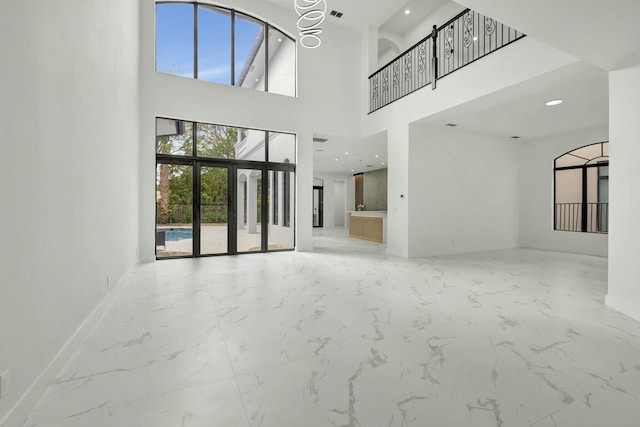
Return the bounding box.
[404,9,411,15]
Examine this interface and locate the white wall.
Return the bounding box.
[407,125,519,257]
[519,126,609,257]
[401,1,465,49]
[139,0,363,259]
[364,35,578,257]
[606,66,640,322]
[334,180,347,226]
[0,0,140,424]
[312,172,354,228]
[362,168,388,211]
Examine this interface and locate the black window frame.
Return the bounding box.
[273,170,279,226]
[155,1,297,96]
[155,117,296,259]
[553,141,609,234]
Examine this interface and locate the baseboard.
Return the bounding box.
[0,264,136,427]
[605,294,640,322]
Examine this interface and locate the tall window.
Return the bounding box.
[155,2,296,97]
[554,142,609,233]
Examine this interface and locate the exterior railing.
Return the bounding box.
[555,202,609,233]
[157,204,228,224]
[369,8,525,113]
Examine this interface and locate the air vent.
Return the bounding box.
[313,137,328,143]
[330,10,343,18]
[445,123,457,127]
[510,136,521,139]
[365,165,373,168]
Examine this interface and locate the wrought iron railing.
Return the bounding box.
[555,202,609,233]
[369,8,525,113]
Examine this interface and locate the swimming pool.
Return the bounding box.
[159,228,193,241]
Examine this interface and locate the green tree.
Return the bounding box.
[157,123,245,224]
[156,123,193,224]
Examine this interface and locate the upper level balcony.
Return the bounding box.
[369,8,525,113]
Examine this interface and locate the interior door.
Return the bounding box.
[313,186,323,227]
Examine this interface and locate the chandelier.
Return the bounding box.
[294,0,326,49]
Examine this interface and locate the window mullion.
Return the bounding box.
[194,3,198,79]
[231,10,235,86]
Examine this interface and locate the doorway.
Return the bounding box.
[313,186,323,228]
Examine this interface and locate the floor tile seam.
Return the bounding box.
[31,370,243,425]
[589,366,640,398]
[77,317,226,347]
[208,291,253,427]
[526,363,640,427]
[525,397,577,427]
[96,312,222,327]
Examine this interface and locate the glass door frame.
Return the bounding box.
[156,158,280,258]
[155,118,296,259]
[313,185,323,228]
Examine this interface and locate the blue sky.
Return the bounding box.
[156,3,261,84]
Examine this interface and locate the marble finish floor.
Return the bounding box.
[22,228,640,427]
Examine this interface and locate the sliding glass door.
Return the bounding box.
[156,163,194,258]
[236,168,263,253]
[155,118,295,258]
[199,165,229,255]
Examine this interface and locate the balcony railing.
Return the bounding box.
[369,8,525,113]
[555,202,609,233]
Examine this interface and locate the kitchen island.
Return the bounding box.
[347,211,387,243]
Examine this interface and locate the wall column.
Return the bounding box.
[296,130,314,251]
[606,65,640,321]
[386,124,409,257]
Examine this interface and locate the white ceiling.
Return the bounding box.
[379,0,447,35]
[265,0,445,32]
[416,62,609,141]
[314,61,609,175]
[453,0,640,70]
[313,132,387,174]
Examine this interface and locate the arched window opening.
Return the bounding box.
[156,1,296,97]
[554,141,609,233]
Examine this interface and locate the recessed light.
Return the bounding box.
[334,158,339,161]
[382,162,386,165]
[255,78,259,82]
[277,38,282,42]
[345,151,349,155]
[351,169,354,172]
[545,99,563,106]
[375,154,379,158]
[404,9,411,15]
